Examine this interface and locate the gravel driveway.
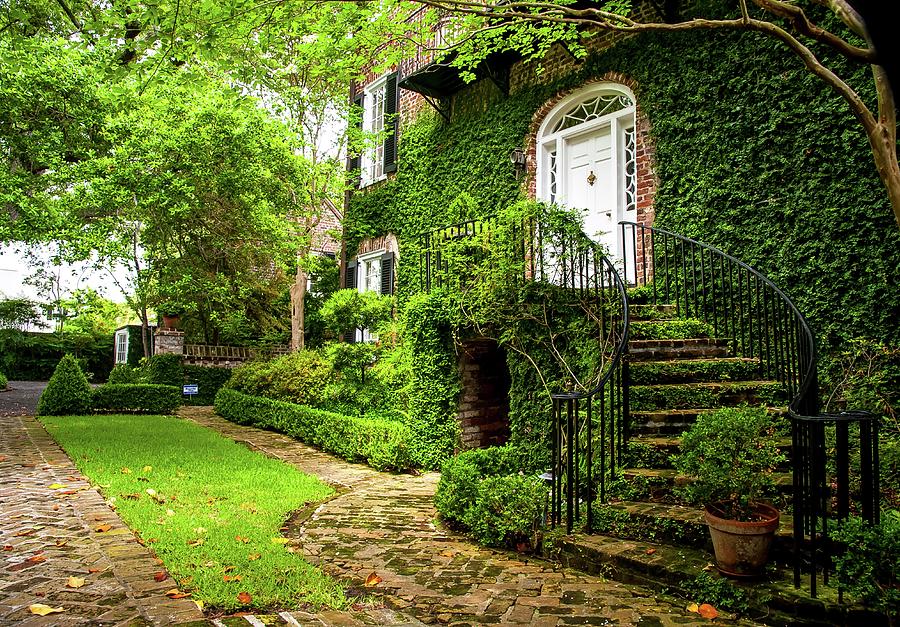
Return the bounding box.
[0,380,47,416]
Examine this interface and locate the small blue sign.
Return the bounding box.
[182,384,199,396]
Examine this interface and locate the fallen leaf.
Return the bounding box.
[187,538,204,547]
[142,465,152,474]
[235,535,250,544]
[13,529,35,537]
[165,588,191,599]
[166,509,176,517]
[237,591,252,604]
[223,565,235,573]
[27,555,47,564]
[59,490,78,495]
[29,604,65,616]
[439,550,456,558]
[48,483,67,490]
[94,524,112,533]
[698,604,719,619]
[271,537,290,544]
[153,571,167,582]
[194,600,204,611]
[180,577,194,586]
[121,467,131,474]
[194,527,207,534]
[0,455,6,462]
[223,574,243,582]
[687,603,699,613]
[364,572,382,587]
[66,576,86,588]
[247,553,260,561]
[646,548,657,555]
[122,493,140,500]
[3,545,13,551]
[88,568,102,574]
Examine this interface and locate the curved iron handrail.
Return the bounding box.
[620,221,880,598]
[620,220,818,415]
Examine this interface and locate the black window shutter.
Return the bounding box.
[347,92,365,187]
[380,252,395,295]
[345,260,357,290]
[383,72,399,174]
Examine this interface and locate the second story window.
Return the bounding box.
[349,72,399,188]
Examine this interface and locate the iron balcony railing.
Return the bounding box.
[620,221,879,598]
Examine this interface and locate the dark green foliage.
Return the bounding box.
[0,330,113,381]
[0,372,6,389]
[435,445,526,523]
[108,364,146,384]
[36,355,93,416]
[463,474,545,549]
[214,388,414,471]
[302,255,341,348]
[687,572,751,614]
[182,365,232,405]
[92,384,181,414]
[145,354,184,386]
[225,351,331,407]
[832,512,900,619]
[435,445,544,549]
[402,292,461,468]
[674,406,786,520]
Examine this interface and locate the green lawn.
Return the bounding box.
[41,414,345,612]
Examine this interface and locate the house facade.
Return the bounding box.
[342,4,899,460]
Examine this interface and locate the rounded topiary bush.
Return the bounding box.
[36,355,93,416]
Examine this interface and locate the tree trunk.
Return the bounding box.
[290,266,307,351]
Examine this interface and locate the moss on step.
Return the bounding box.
[629,358,761,385]
[588,502,709,549]
[629,319,714,340]
[630,304,677,321]
[624,440,673,469]
[630,381,786,411]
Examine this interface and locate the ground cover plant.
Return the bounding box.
[0,371,6,389]
[41,413,345,612]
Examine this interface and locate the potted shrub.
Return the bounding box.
[157,303,182,329]
[674,405,787,577]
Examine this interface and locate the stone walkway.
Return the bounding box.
[184,407,734,626]
[0,412,204,626]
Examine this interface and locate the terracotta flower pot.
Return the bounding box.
[704,501,780,577]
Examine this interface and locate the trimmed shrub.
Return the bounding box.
[435,445,545,550]
[225,351,331,407]
[463,474,546,549]
[92,384,181,414]
[214,388,413,471]
[435,445,525,523]
[832,512,900,619]
[107,364,146,384]
[36,355,93,416]
[183,365,232,405]
[146,354,184,386]
[0,372,7,389]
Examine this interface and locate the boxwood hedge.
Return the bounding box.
[92,384,182,414]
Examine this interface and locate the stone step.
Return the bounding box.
[629,303,678,321]
[628,338,730,361]
[630,407,787,436]
[620,467,793,503]
[630,380,785,411]
[628,357,761,385]
[551,533,876,626]
[629,319,713,341]
[626,435,792,469]
[591,500,794,555]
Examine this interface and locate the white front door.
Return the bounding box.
[564,125,617,257]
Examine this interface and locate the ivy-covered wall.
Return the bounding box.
[347,26,900,466]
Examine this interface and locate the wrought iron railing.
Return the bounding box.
[419,214,630,534]
[620,221,880,597]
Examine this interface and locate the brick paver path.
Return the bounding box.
[184,407,735,626]
[0,413,204,626]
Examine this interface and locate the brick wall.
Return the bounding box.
[457,339,511,450]
[310,201,343,256]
